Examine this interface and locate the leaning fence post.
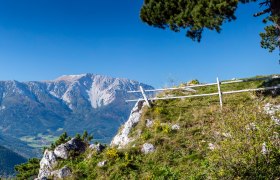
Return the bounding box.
[139,86,151,108]
[217,77,223,109]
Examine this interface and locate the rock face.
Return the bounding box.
[111,101,145,148]
[38,150,58,179]
[54,138,86,159]
[141,143,155,154]
[37,138,85,179]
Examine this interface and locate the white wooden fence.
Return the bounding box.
[126,76,280,109]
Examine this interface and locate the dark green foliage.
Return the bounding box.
[14,158,40,180]
[140,0,280,53]
[0,146,27,177]
[49,132,71,150]
[260,23,280,52]
[81,130,94,145]
[140,0,238,42]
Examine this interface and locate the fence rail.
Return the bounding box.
[126,76,280,109]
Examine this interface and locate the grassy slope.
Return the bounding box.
[33,75,280,179]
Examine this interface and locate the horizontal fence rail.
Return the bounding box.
[126,76,280,109]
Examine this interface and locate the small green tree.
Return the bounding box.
[50,132,71,150]
[81,130,93,144]
[15,158,40,180]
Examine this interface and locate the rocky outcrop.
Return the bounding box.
[37,138,86,179]
[54,138,86,159]
[37,150,58,179]
[111,101,145,148]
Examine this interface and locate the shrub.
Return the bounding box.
[15,158,40,180]
[50,132,71,150]
[105,148,119,159]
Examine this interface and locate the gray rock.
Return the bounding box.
[51,166,72,179]
[111,101,144,148]
[171,124,180,130]
[222,132,232,138]
[262,142,268,155]
[97,160,107,167]
[89,143,105,153]
[146,119,154,128]
[208,143,216,150]
[54,137,86,159]
[38,150,57,179]
[246,122,257,131]
[264,103,280,125]
[141,143,155,154]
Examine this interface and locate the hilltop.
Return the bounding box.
[17,75,280,179]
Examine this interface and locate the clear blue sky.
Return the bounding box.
[0,0,279,87]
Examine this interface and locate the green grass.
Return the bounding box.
[20,134,59,148]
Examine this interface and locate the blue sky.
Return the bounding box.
[0,0,279,87]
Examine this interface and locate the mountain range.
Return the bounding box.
[0,73,153,158]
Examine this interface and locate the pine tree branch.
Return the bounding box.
[259,0,270,7]
[253,8,271,17]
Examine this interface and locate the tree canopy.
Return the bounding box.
[140,0,280,53]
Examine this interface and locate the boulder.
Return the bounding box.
[54,137,86,159]
[141,143,155,154]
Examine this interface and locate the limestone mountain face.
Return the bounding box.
[0,74,153,158]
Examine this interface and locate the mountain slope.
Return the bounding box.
[0,73,153,158]
[0,145,26,177]
[22,75,280,180]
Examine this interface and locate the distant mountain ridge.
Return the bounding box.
[0,73,153,158]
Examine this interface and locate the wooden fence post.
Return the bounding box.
[140,86,151,108]
[217,77,223,109]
